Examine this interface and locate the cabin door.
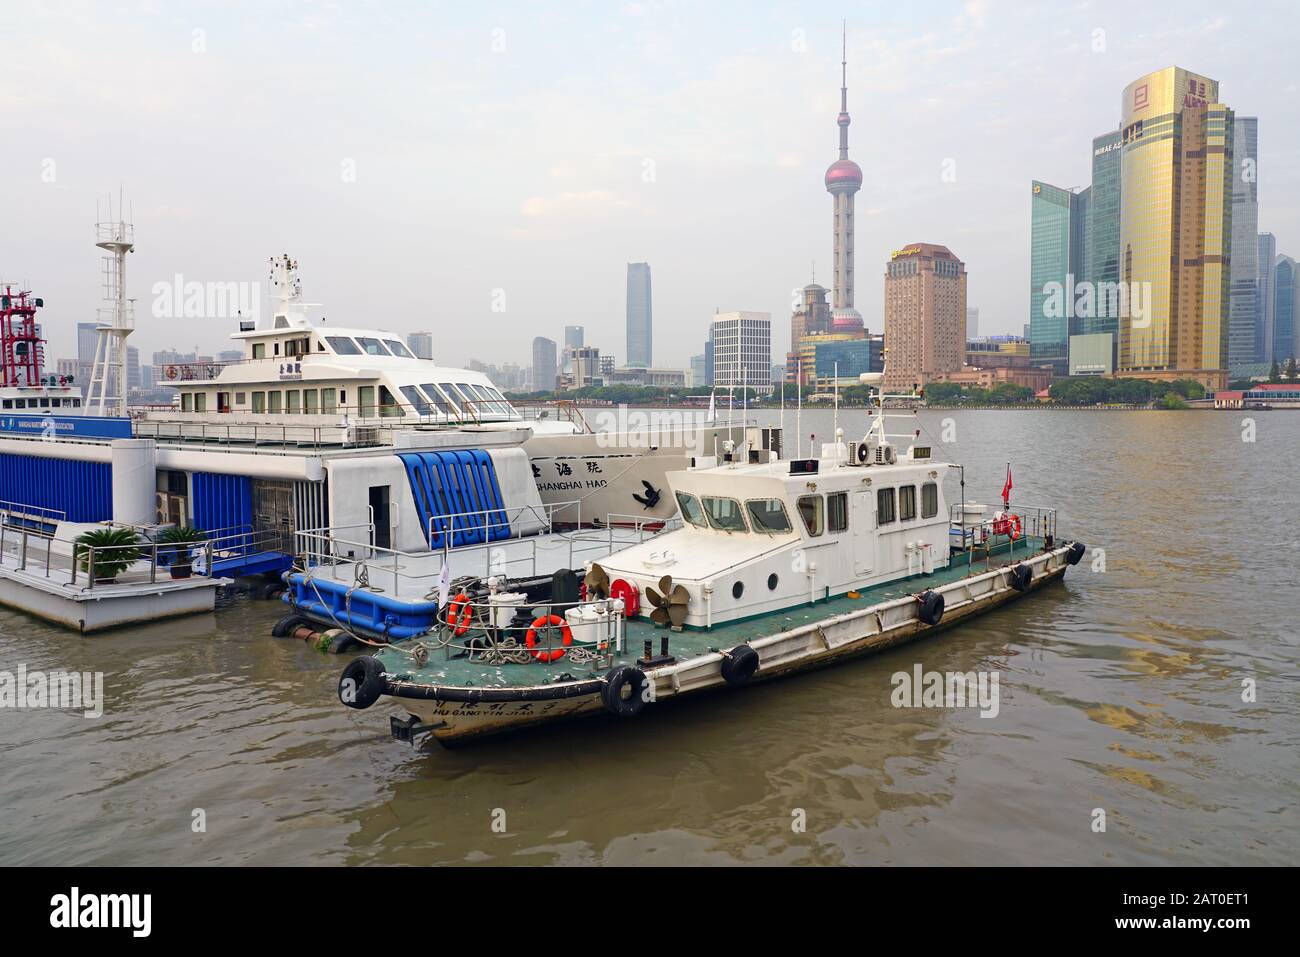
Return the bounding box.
[252,479,294,553]
[851,490,874,577]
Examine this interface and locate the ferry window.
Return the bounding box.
[468,383,505,414]
[797,494,823,537]
[400,385,431,415]
[379,386,400,417]
[72,399,81,407]
[181,394,193,412]
[701,496,747,533]
[195,393,208,412]
[274,342,280,356]
[746,498,792,534]
[675,491,707,528]
[356,337,391,356]
[420,383,456,418]
[252,391,266,413]
[827,492,848,533]
[358,386,376,417]
[252,343,266,359]
[321,388,337,414]
[1,400,10,409]
[285,390,301,414]
[235,392,246,405]
[877,488,896,525]
[303,389,319,414]
[268,391,282,413]
[440,383,468,410]
[921,482,938,519]
[899,485,917,522]
[326,336,362,356]
[383,339,414,358]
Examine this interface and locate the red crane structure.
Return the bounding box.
[0,284,45,389]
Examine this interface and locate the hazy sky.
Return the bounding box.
[3,0,1297,371]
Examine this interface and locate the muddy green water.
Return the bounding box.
[0,410,1295,865]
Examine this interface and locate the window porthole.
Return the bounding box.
[732,581,744,599]
[767,573,779,591]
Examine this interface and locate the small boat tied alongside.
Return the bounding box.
[337,383,1088,746]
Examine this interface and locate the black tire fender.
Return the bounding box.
[601,664,649,717]
[339,656,387,709]
[1066,541,1086,566]
[1010,563,1032,592]
[271,613,309,638]
[918,590,945,626]
[721,644,760,684]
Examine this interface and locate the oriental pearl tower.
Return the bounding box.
[825,24,865,333]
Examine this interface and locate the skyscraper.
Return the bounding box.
[1229,116,1260,377]
[1257,233,1277,363]
[531,336,557,393]
[407,332,433,360]
[1274,256,1297,364]
[966,307,980,339]
[1117,66,1234,390]
[709,312,771,389]
[825,27,864,329]
[1029,181,1086,376]
[626,263,652,368]
[564,325,584,351]
[883,244,967,392]
[1088,130,1123,309]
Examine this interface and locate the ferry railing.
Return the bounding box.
[0,524,215,590]
[0,500,66,532]
[948,501,1058,570]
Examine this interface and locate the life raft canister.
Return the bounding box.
[447,592,474,636]
[525,614,573,663]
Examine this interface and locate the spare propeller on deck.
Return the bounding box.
[644,575,688,630]
[584,562,610,600]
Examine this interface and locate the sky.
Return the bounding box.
[2,0,1297,372]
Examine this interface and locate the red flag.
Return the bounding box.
[1001,464,1013,507]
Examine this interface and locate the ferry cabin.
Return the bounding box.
[598,442,952,628]
[162,317,522,426]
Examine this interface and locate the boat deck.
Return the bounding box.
[379,535,1047,688]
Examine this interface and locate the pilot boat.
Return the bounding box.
[338,384,1088,746]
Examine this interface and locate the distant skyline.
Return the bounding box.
[2,1,1297,372]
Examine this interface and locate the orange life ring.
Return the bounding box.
[447,592,474,636]
[1009,514,1022,541]
[525,614,573,663]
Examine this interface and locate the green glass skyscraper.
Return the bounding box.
[1029,181,1086,376]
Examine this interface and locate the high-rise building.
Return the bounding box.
[1117,66,1234,391]
[1029,181,1087,376]
[1274,256,1298,365]
[703,339,714,387]
[569,346,602,389]
[787,282,834,384]
[825,27,864,329]
[626,263,652,368]
[564,326,584,351]
[883,244,967,392]
[1088,130,1123,304]
[1228,117,1260,377]
[966,307,979,339]
[1257,233,1277,363]
[407,332,433,360]
[531,336,557,393]
[709,311,771,389]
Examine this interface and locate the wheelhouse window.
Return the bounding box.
[921,482,939,519]
[356,337,391,356]
[746,498,792,534]
[252,343,266,359]
[420,383,457,419]
[382,339,414,358]
[676,491,707,528]
[325,336,362,356]
[827,492,848,533]
[440,383,470,414]
[899,485,917,522]
[877,487,896,525]
[379,385,400,417]
[399,385,431,416]
[701,496,747,533]
[797,494,823,537]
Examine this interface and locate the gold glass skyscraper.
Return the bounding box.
[1117,66,1233,390]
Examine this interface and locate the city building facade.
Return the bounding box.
[883,244,967,392]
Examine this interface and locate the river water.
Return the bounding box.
[1,409,1296,865]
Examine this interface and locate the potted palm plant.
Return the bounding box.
[155,526,208,578]
[74,527,143,584]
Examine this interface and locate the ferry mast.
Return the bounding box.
[86,193,135,417]
[0,284,44,388]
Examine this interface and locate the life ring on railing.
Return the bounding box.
[525,614,573,663]
[1009,514,1022,541]
[165,365,179,380]
[447,592,474,636]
